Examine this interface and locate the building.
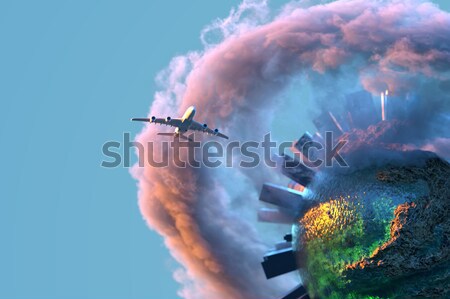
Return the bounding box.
[279,154,315,187]
[280,284,310,299]
[344,90,378,129]
[261,248,297,279]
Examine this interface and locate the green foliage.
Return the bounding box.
[302,196,395,298]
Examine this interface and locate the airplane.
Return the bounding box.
[131,105,229,140]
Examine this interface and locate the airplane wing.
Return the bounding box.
[131,117,182,128]
[189,121,229,139]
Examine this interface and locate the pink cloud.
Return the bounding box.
[132,1,450,298]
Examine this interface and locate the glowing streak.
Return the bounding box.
[385,90,389,120]
[328,111,344,133]
[381,92,386,121]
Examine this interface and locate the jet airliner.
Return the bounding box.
[131,106,229,140]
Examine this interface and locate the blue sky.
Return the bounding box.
[0,1,449,299]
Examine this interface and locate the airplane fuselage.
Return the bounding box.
[131,105,228,139]
[176,106,196,133]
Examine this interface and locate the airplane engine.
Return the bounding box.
[151,116,156,122]
[203,123,208,130]
[166,116,171,122]
[214,128,219,134]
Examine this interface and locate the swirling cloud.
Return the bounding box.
[132,1,450,298]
